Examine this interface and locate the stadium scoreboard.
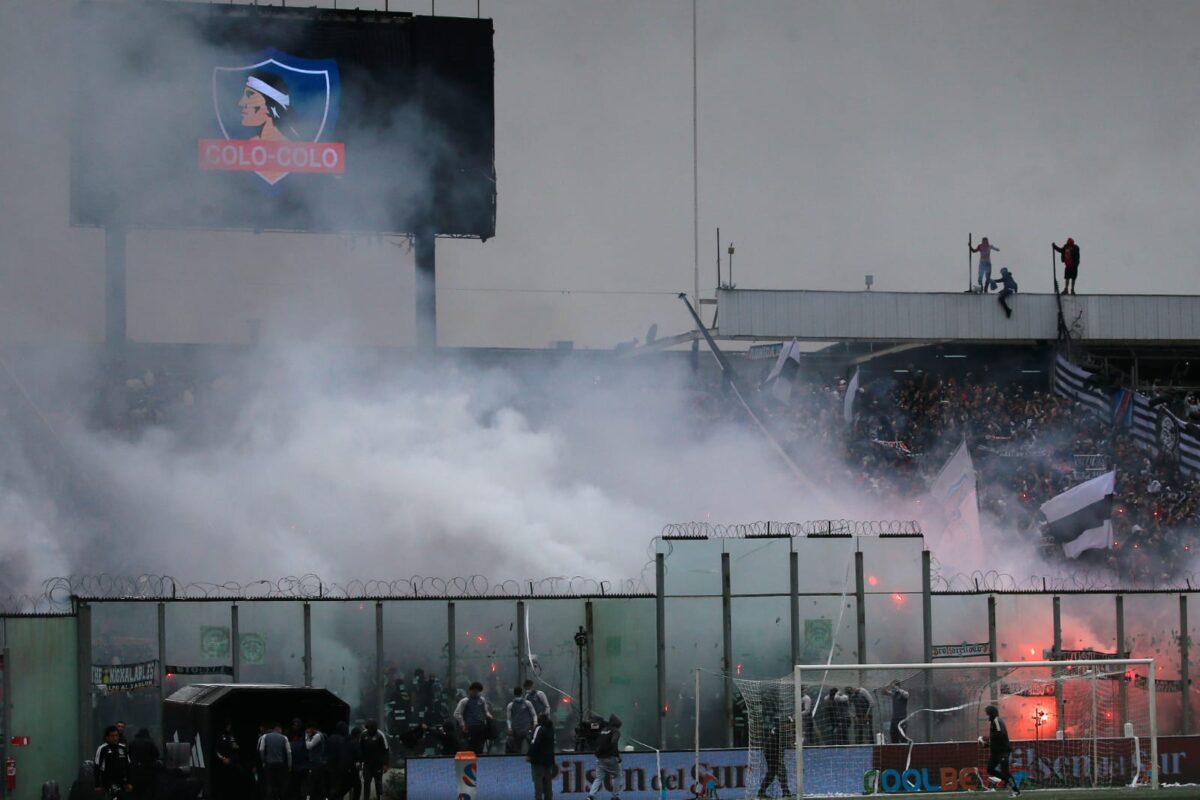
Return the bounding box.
[70,1,496,238]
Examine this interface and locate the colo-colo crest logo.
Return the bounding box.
[198,49,344,186]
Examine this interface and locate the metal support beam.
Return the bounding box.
[789,551,800,668]
[376,602,385,728]
[1181,594,1191,735]
[1052,596,1064,733]
[721,552,733,748]
[921,550,933,742]
[230,604,240,683]
[517,600,528,688]
[303,603,313,688]
[415,231,436,349]
[77,602,93,763]
[656,552,667,750]
[1116,595,1127,726]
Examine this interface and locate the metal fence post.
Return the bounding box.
[721,551,733,748]
[77,602,93,763]
[517,600,528,688]
[790,550,800,668]
[921,550,933,742]
[987,595,998,705]
[656,552,667,750]
[584,600,595,712]
[1116,595,1127,726]
[303,603,313,688]
[1052,596,1064,733]
[158,602,167,739]
[855,550,866,667]
[230,604,240,683]
[1181,594,1191,735]
[447,602,457,696]
[376,601,385,728]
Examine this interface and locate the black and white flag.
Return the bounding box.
[764,338,803,403]
[1040,470,1115,559]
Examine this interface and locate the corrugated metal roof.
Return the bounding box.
[717,289,1200,342]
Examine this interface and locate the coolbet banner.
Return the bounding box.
[71,3,495,237]
[874,736,1200,792]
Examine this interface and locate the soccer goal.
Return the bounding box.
[733,659,1158,798]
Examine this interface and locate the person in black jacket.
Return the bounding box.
[95,726,133,800]
[213,721,238,800]
[979,705,1020,796]
[526,714,556,800]
[1053,238,1080,295]
[323,723,345,800]
[344,726,363,800]
[585,715,622,800]
[128,729,159,800]
[358,720,389,800]
[991,268,1019,318]
[756,716,793,799]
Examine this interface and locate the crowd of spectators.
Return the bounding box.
[739,361,1200,580]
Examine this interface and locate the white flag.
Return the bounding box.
[843,367,860,423]
[928,440,983,555]
[764,339,802,403]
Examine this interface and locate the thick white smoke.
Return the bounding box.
[0,337,854,597]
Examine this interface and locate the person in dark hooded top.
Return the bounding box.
[992,267,1019,318]
[128,729,160,800]
[586,714,622,800]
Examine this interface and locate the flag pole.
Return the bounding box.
[968,232,973,293]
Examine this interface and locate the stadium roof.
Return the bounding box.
[716,289,1200,344]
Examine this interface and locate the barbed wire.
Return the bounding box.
[931,569,1198,593]
[928,555,1198,593]
[0,573,652,613]
[660,520,924,538]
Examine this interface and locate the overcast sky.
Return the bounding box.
[3,0,1199,349]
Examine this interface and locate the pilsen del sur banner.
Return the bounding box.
[198,139,345,175]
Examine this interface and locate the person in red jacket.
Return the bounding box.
[1053,238,1081,295]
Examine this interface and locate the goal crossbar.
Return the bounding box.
[790,658,1159,795]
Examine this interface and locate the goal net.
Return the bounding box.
[733,658,1158,798]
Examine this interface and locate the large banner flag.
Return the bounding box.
[763,339,803,403]
[844,367,861,424]
[1040,470,1116,559]
[928,440,983,555]
[1054,354,1200,476]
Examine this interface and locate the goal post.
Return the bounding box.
[733,658,1158,798]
